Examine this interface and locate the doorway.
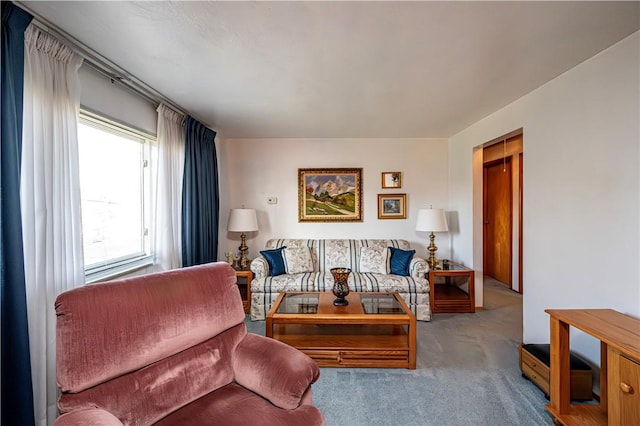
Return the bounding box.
[481,133,523,293]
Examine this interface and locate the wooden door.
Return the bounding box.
[483,158,512,285]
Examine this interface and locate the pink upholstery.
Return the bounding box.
[54,408,123,426]
[233,333,321,409]
[154,383,324,426]
[54,262,323,426]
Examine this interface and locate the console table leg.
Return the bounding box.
[549,317,571,414]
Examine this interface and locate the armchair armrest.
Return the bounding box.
[53,408,124,426]
[410,256,429,278]
[250,257,269,280]
[233,333,320,410]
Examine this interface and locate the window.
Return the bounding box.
[78,112,156,281]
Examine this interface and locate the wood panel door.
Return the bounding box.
[483,158,512,285]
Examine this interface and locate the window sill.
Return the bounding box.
[85,255,154,284]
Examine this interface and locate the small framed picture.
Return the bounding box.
[381,172,401,188]
[377,194,406,219]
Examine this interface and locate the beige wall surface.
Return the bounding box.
[218,138,449,261]
[79,65,157,135]
[449,32,640,370]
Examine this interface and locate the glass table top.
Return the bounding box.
[433,259,469,271]
[360,294,405,315]
[275,293,405,315]
[276,294,319,314]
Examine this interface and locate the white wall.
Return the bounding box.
[449,32,640,367]
[79,65,157,135]
[218,138,450,261]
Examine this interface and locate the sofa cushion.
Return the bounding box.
[254,273,317,294]
[317,239,358,271]
[389,247,415,276]
[311,271,428,293]
[260,247,287,276]
[358,246,390,274]
[364,273,429,293]
[283,247,314,274]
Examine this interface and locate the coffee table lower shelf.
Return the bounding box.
[272,324,411,368]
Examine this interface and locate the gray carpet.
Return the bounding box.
[245,279,554,426]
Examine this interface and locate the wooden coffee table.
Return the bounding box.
[266,291,416,369]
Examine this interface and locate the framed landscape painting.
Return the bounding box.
[298,168,363,222]
[377,193,406,219]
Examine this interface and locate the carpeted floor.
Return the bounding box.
[245,278,555,426]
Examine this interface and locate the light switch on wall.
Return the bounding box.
[267,196,278,204]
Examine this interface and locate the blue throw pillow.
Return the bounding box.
[388,247,415,276]
[260,246,287,276]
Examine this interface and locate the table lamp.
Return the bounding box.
[416,207,448,270]
[227,208,258,269]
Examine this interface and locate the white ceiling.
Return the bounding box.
[21,1,640,139]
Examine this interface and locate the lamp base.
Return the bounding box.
[427,232,438,270]
[238,232,250,269]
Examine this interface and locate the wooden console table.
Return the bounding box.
[545,309,640,425]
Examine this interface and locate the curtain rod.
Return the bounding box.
[15,1,188,118]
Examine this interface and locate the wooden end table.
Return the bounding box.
[233,268,252,314]
[266,291,416,369]
[428,259,475,314]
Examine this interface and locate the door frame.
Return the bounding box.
[518,152,523,294]
[480,131,523,294]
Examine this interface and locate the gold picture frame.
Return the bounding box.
[381,172,402,188]
[378,193,406,219]
[298,168,363,222]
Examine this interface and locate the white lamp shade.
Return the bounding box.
[416,208,448,232]
[227,208,259,232]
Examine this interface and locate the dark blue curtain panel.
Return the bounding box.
[1,2,36,425]
[182,116,219,267]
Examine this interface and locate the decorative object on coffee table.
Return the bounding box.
[330,267,351,306]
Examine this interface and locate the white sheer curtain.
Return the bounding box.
[21,25,85,426]
[153,103,186,270]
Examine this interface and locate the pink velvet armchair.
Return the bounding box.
[54,262,324,425]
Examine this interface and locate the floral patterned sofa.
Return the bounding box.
[250,239,430,321]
